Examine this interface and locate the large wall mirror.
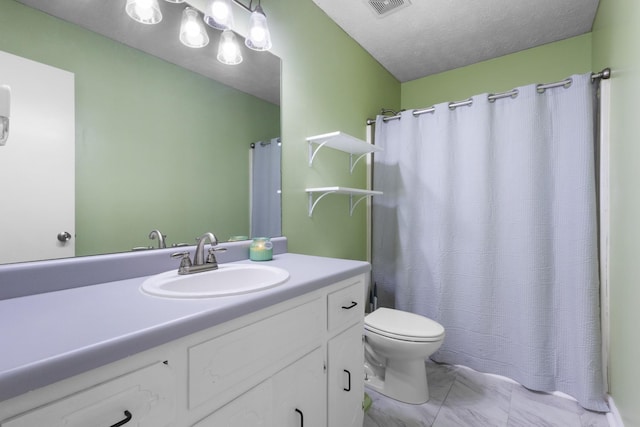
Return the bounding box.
[0,0,281,265]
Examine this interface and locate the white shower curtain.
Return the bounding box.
[250,138,281,238]
[372,73,607,411]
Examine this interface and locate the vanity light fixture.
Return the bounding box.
[125,0,273,65]
[245,2,272,51]
[217,29,243,64]
[125,0,163,24]
[180,7,210,48]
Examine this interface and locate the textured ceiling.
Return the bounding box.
[312,0,600,82]
[15,0,601,94]
[14,0,281,105]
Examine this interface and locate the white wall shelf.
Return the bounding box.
[306,131,382,173]
[305,187,383,217]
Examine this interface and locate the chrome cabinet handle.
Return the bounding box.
[110,410,132,427]
[341,301,357,310]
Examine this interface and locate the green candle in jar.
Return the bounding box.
[249,237,273,261]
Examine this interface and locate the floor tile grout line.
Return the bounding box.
[429,368,459,426]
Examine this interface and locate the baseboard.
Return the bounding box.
[606,395,625,427]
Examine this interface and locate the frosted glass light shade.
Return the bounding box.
[217,29,243,65]
[125,0,162,24]
[180,7,210,48]
[245,5,272,51]
[204,0,235,30]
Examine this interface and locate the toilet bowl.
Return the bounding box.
[364,307,445,404]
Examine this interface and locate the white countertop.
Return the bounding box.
[0,253,370,401]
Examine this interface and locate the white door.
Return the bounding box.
[0,50,75,264]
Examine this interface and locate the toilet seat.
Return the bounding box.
[365,308,445,342]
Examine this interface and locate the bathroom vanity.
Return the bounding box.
[0,247,369,427]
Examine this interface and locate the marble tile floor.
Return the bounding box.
[364,362,610,427]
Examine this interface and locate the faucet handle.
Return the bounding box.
[206,247,227,265]
[171,251,193,273]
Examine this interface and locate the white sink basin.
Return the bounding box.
[140,264,290,298]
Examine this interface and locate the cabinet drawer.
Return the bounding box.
[188,297,323,410]
[327,280,365,333]
[1,362,174,427]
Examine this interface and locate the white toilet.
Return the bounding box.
[363,307,445,404]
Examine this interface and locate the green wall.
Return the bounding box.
[0,0,400,262]
[401,34,593,109]
[592,0,640,425]
[265,0,400,260]
[0,1,280,256]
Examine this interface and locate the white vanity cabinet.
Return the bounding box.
[0,362,175,427]
[187,297,323,412]
[0,273,365,427]
[273,348,327,427]
[191,379,274,426]
[194,348,326,427]
[326,282,366,427]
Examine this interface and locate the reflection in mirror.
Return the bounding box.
[250,138,282,238]
[0,0,281,265]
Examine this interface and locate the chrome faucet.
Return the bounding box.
[149,229,166,249]
[171,232,227,275]
[194,232,218,265]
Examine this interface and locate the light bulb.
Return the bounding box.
[204,0,234,30]
[245,5,272,51]
[222,36,238,61]
[250,26,266,44]
[180,7,209,48]
[135,3,154,21]
[126,0,162,24]
[210,1,229,21]
[217,29,242,65]
[184,22,204,45]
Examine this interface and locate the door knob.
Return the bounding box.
[57,231,72,242]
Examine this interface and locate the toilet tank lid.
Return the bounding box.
[365,308,445,339]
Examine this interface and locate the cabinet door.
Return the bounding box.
[328,324,364,427]
[1,363,174,427]
[273,348,326,427]
[192,380,273,427]
[189,298,323,411]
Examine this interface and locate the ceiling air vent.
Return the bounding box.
[366,0,411,17]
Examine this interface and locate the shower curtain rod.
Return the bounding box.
[365,67,611,125]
